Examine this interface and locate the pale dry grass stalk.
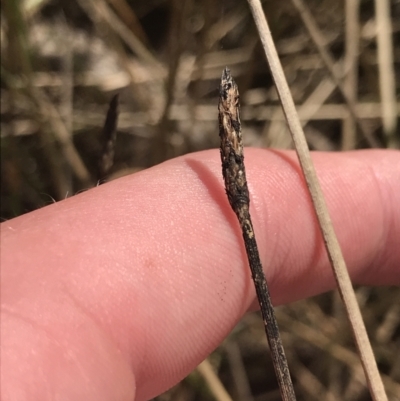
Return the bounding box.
[224,341,254,401]
[106,0,149,44]
[290,0,380,148]
[197,359,234,401]
[33,88,92,186]
[342,0,360,150]
[374,0,399,148]
[278,313,400,398]
[246,1,388,400]
[81,0,163,72]
[289,354,337,401]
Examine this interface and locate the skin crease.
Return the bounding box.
[1,149,399,401]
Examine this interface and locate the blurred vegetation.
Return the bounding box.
[1,0,399,400]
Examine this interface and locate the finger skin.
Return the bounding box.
[1,149,399,401]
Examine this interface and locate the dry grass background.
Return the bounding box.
[1,0,399,400]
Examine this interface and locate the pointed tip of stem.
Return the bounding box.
[222,67,231,81]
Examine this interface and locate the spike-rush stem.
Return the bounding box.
[98,94,119,184]
[218,68,296,401]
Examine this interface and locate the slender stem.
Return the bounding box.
[246,1,388,400]
[98,94,119,183]
[218,67,296,401]
[374,0,398,148]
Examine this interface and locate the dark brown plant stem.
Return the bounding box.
[98,94,119,183]
[218,67,296,401]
